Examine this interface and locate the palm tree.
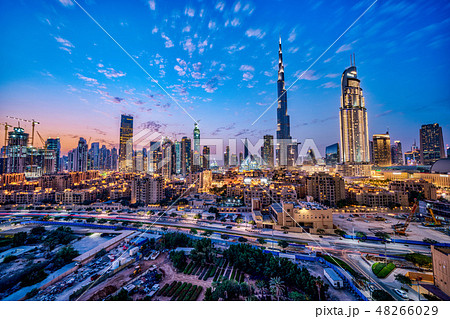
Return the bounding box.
[269,277,284,301]
[314,279,324,301]
[255,280,266,299]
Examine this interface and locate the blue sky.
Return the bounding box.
[0,0,449,156]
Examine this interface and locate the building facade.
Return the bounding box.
[373,133,392,166]
[119,114,133,172]
[420,123,445,165]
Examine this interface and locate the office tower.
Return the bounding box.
[7,127,29,173]
[174,141,181,175]
[230,154,238,167]
[339,57,370,163]
[149,141,161,174]
[46,138,61,172]
[372,133,391,166]
[193,123,201,172]
[276,37,293,168]
[391,140,403,165]
[202,146,210,170]
[224,145,230,168]
[244,138,249,160]
[420,123,445,165]
[135,150,144,172]
[75,137,88,172]
[447,146,450,158]
[239,152,243,166]
[111,147,118,170]
[262,135,274,168]
[119,114,133,172]
[90,142,100,170]
[161,139,173,179]
[325,143,340,166]
[181,136,191,176]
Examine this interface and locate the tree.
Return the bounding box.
[209,206,219,219]
[202,230,213,237]
[405,253,432,269]
[355,231,367,241]
[189,228,198,235]
[204,287,213,301]
[314,278,324,301]
[12,232,28,247]
[395,274,412,286]
[170,251,187,271]
[277,240,289,249]
[238,237,248,243]
[375,231,391,259]
[211,280,251,301]
[269,277,284,301]
[221,234,230,240]
[334,229,347,237]
[108,289,132,301]
[255,280,266,298]
[257,238,266,245]
[317,228,325,235]
[170,212,177,218]
[194,213,202,219]
[30,226,46,236]
[190,238,215,266]
[281,226,289,233]
[53,246,80,269]
[372,289,394,301]
[423,238,438,244]
[289,291,309,301]
[86,217,96,223]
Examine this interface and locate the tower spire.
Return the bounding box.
[278,36,284,82]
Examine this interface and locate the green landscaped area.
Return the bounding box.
[372,262,396,278]
[322,255,357,277]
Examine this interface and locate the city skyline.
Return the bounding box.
[0,0,449,156]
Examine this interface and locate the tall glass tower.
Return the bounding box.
[276,37,292,167]
[339,59,370,164]
[119,114,133,172]
[193,123,201,172]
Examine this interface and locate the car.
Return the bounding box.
[394,289,408,299]
[347,218,353,221]
[385,220,391,224]
[226,225,232,229]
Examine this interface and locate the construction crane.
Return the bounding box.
[6,116,40,147]
[423,205,441,227]
[0,122,12,157]
[36,131,47,149]
[392,200,418,236]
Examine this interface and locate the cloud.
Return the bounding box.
[202,76,219,93]
[161,33,174,48]
[41,71,54,78]
[324,57,332,63]
[191,72,203,79]
[139,120,167,132]
[336,43,352,53]
[212,123,236,136]
[215,2,225,11]
[76,73,99,86]
[152,26,158,34]
[288,28,296,42]
[263,71,272,77]
[239,65,255,72]
[325,73,339,78]
[174,65,186,76]
[225,44,245,54]
[242,72,254,81]
[294,70,319,81]
[182,25,191,32]
[134,100,145,105]
[234,2,241,12]
[231,18,240,27]
[98,67,126,79]
[197,39,208,54]
[112,97,124,103]
[58,0,74,7]
[208,21,216,30]
[375,110,393,118]
[320,82,339,88]
[288,47,299,53]
[185,7,195,17]
[54,36,74,48]
[148,0,155,10]
[181,38,195,55]
[245,28,266,39]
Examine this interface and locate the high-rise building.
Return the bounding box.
[46,138,61,172]
[391,140,403,165]
[90,142,100,170]
[325,143,340,166]
[239,152,243,166]
[119,114,133,172]
[276,38,293,167]
[181,137,191,176]
[111,147,118,170]
[161,139,173,179]
[202,146,210,170]
[244,138,249,160]
[262,135,274,168]
[420,123,445,165]
[149,141,161,174]
[75,137,88,172]
[193,123,201,172]
[404,142,420,166]
[339,58,370,164]
[131,175,164,205]
[224,145,230,168]
[372,133,391,166]
[174,141,181,175]
[7,127,29,173]
[306,172,345,206]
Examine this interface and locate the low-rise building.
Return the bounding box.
[431,245,450,299]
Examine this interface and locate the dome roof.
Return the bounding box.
[430,158,450,174]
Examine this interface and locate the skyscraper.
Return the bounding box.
[181,136,191,176]
[420,123,445,165]
[276,37,293,167]
[90,142,100,170]
[202,146,210,170]
[224,145,230,168]
[339,58,370,164]
[7,127,29,173]
[46,138,61,172]
[404,142,420,166]
[372,133,391,166]
[262,135,274,168]
[174,141,181,175]
[325,143,340,166]
[244,138,249,160]
[391,140,403,165]
[193,123,201,172]
[119,114,133,172]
